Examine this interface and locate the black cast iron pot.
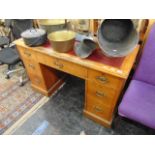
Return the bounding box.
[21,28,47,47]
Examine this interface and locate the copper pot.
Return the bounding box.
[48,30,76,53]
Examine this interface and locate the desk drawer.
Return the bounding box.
[23,59,41,76]
[85,100,112,121]
[37,54,87,79]
[88,69,122,90]
[28,73,46,89]
[86,82,117,108]
[18,47,37,61]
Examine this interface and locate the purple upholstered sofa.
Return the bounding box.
[118,23,155,129]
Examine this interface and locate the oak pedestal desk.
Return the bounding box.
[15,39,139,128]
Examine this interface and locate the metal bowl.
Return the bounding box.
[97,19,139,57]
[48,30,76,53]
[38,19,68,34]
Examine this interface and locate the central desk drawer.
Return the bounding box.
[37,54,87,79]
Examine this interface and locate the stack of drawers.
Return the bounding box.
[18,47,47,90]
[84,69,123,127]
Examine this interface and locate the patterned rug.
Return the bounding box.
[0,64,46,134]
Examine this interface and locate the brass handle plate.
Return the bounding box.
[24,51,31,57]
[93,106,103,113]
[96,76,108,83]
[54,60,64,69]
[95,91,105,97]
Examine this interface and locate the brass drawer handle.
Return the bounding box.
[96,76,108,83]
[24,51,31,57]
[28,64,35,70]
[96,91,105,97]
[93,106,103,113]
[54,61,64,69]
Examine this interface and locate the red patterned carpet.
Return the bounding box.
[0,65,46,134]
